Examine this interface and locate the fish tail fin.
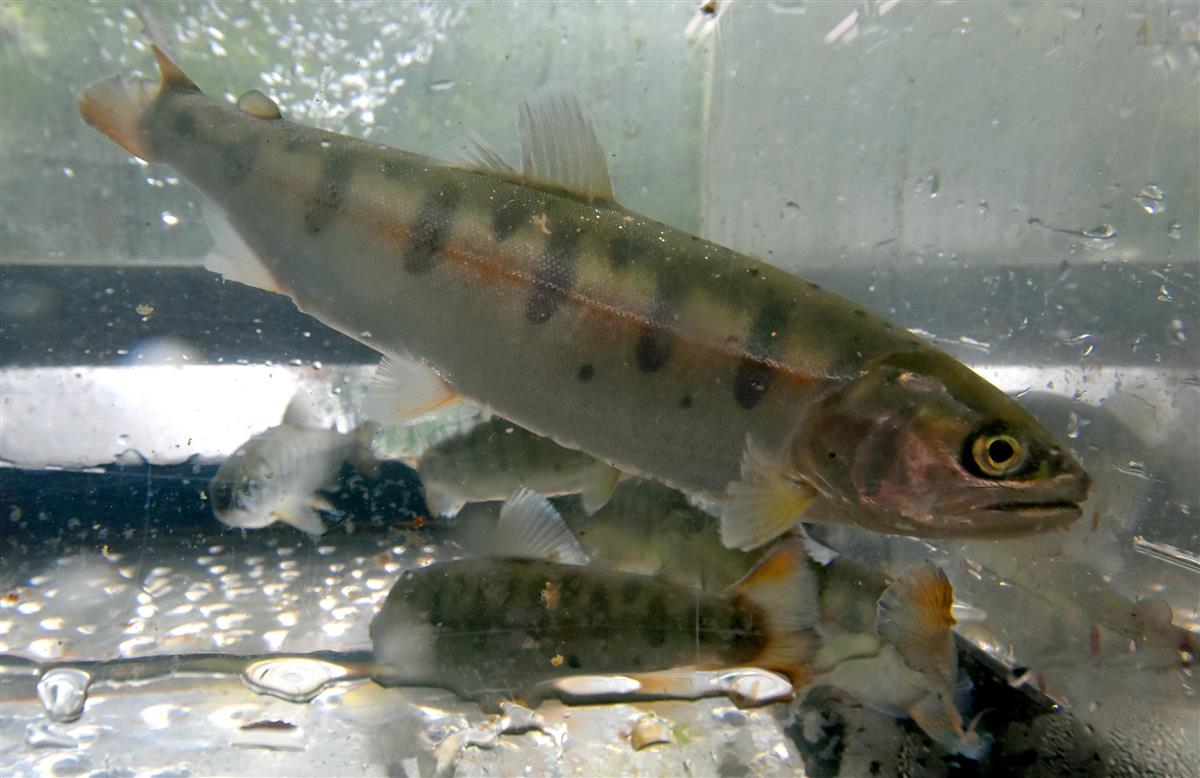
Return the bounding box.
[77,45,198,162]
[908,692,990,760]
[731,537,820,687]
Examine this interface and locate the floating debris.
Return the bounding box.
[631,712,674,750]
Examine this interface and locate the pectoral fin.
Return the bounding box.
[275,503,326,536]
[875,560,957,689]
[720,439,816,551]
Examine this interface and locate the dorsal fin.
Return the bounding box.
[449,131,519,176]
[151,45,200,92]
[517,90,614,202]
[491,489,588,565]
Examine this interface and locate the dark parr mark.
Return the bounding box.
[643,593,669,647]
[732,295,790,410]
[734,359,774,410]
[404,185,462,274]
[577,363,594,382]
[635,327,673,372]
[722,597,768,663]
[679,395,692,409]
[173,112,197,139]
[222,134,264,185]
[492,199,525,242]
[302,151,355,235]
[525,228,582,323]
[609,232,637,270]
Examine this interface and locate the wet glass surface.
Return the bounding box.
[1,1,1197,775]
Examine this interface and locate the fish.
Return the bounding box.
[416,416,621,517]
[369,489,820,708]
[79,47,1090,549]
[209,399,378,535]
[458,478,762,591]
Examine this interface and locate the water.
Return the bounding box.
[1,2,1197,776]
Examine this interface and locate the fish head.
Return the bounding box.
[209,449,280,529]
[794,350,1091,537]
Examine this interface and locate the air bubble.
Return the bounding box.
[242,657,349,703]
[1134,183,1166,214]
[37,668,91,722]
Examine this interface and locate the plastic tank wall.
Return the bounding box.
[1,1,1197,776]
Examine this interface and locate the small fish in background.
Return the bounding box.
[455,479,761,591]
[78,47,1090,551]
[370,489,820,709]
[416,417,621,517]
[209,397,379,535]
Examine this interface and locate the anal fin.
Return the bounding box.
[362,356,462,426]
[579,464,621,515]
[201,198,281,293]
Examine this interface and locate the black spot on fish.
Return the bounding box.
[524,229,582,323]
[404,185,462,274]
[621,579,641,606]
[492,199,525,242]
[222,135,263,185]
[806,281,821,291]
[853,309,867,318]
[643,593,669,647]
[567,654,582,669]
[577,363,594,382]
[734,358,774,409]
[560,572,584,598]
[609,232,637,269]
[679,395,692,409]
[302,151,354,235]
[635,326,673,372]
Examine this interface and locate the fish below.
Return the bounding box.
[370,489,984,757]
[208,398,378,535]
[80,46,1090,549]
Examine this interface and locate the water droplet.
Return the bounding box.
[1134,183,1166,214]
[61,167,75,179]
[1168,222,1182,240]
[319,139,332,149]
[1081,224,1116,240]
[160,211,179,226]
[37,668,91,722]
[429,79,455,92]
[242,657,349,703]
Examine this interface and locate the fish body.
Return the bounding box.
[370,490,819,704]
[80,48,1090,546]
[209,420,377,535]
[417,417,621,517]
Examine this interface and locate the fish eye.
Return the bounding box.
[242,479,260,497]
[970,432,1025,477]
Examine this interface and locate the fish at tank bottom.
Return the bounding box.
[371,489,984,758]
[77,45,1090,551]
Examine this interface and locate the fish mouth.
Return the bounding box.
[985,500,1082,516]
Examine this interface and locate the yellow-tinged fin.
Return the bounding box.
[720,438,816,551]
[362,356,462,426]
[579,464,622,515]
[77,45,198,162]
[517,90,614,202]
[731,537,820,686]
[491,488,589,565]
[876,560,957,689]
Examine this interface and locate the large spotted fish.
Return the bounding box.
[78,47,1090,548]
